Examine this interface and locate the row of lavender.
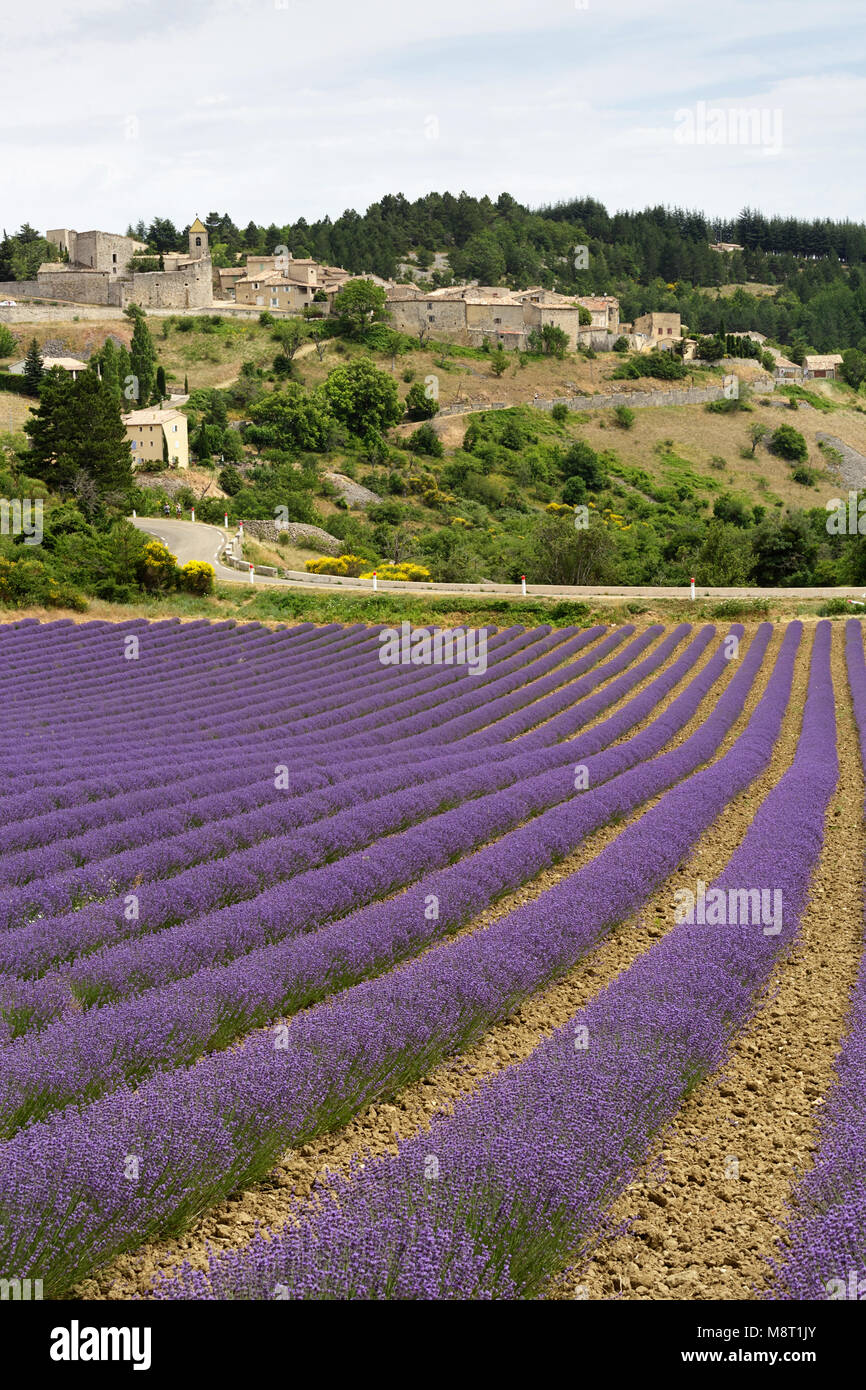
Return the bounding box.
[0,621,792,1293]
[0,623,633,860]
[0,626,709,1005]
[0,620,757,1128]
[0,622,569,794]
[770,620,866,1300]
[156,623,839,1299]
[0,626,658,906]
[0,628,678,998]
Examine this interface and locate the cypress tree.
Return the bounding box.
[117,345,135,407]
[129,307,157,406]
[100,339,122,408]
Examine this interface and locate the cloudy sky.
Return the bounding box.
[2,0,862,235]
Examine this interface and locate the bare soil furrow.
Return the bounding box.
[555,624,865,1301]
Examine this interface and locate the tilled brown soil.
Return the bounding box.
[553,625,865,1301]
[75,623,812,1299]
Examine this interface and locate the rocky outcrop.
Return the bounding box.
[324,472,381,507]
[240,518,343,555]
[816,433,866,491]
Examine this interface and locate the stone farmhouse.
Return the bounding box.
[0,219,214,311]
[7,354,88,380]
[123,407,189,469]
[803,353,844,380]
[385,286,622,351]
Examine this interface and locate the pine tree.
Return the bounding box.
[184,374,189,394]
[73,374,133,492]
[25,370,132,493]
[24,367,78,487]
[154,365,167,403]
[22,337,44,397]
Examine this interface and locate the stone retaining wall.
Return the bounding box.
[223,551,280,578]
[435,378,775,419]
[0,303,128,323]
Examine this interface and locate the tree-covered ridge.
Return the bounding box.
[118,195,866,355]
[4,192,866,352]
[123,195,866,283]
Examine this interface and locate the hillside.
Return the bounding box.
[7,314,863,520]
[4,298,866,603]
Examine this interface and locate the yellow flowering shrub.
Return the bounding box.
[179,561,215,594]
[359,562,432,582]
[305,554,365,577]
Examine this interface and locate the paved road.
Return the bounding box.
[129,517,866,602]
[130,516,251,586]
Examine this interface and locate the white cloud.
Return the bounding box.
[0,0,860,232]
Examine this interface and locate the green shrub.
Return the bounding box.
[769,424,809,462]
[710,598,770,618]
[613,405,635,430]
[712,493,752,528]
[818,596,856,616]
[612,350,687,381]
[218,464,244,495]
[562,475,587,505]
[404,380,438,420]
[0,554,88,611]
[562,438,606,490]
[551,403,569,424]
[408,422,443,457]
[546,600,592,620]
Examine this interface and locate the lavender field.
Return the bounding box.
[0,614,864,1302]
